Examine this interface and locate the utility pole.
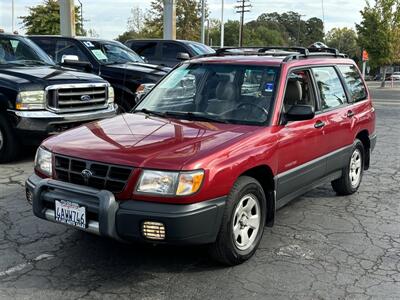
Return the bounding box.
[221,0,224,47]
[164,0,176,40]
[59,0,75,37]
[235,0,251,47]
[11,0,15,32]
[201,0,205,43]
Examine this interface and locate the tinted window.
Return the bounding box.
[54,40,88,63]
[162,43,187,58]
[130,42,157,58]
[31,38,56,59]
[187,42,215,55]
[313,67,347,110]
[338,65,367,103]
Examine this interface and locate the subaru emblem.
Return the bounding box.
[81,169,93,184]
[81,94,91,101]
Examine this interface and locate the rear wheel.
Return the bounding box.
[0,115,19,163]
[209,176,266,265]
[331,139,364,195]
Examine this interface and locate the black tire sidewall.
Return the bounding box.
[225,177,267,260]
[346,140,365,192]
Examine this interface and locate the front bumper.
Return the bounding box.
[26,174,226,245]
[8,104,117,138]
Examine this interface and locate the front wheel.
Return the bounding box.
[209,176,266,265]
[331,139,365,195]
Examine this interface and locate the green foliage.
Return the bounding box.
[20,0,84,35]
[325,27,360,60]
[356,0,400,68]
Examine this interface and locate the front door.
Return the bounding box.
[275,69,328,206]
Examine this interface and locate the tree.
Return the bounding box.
[356,0,400,87]
[144,0,207,41]
[20,0,84,35]
[325,27,360,60]
[304,17,324,46]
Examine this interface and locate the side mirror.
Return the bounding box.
[61,54,79,63]
[284,104,315,122]
[61,58,93,72]
[176,52,190,61]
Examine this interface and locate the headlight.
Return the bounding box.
[34,147,52,177]
[137,170,204,196]
[16,90,45,110]
[108,86,114,104]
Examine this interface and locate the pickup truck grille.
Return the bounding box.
[54,155,133,194]
[47,83,109,113]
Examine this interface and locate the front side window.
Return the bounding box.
[338,65,367,103]
[135,63,279,125]
[55,40,88,63]
[0,37,53,66]
[283,69,316,113]
[313,67,347,110]
[133,42,157,58]
[162,43,187,58]
[81,40,144,65]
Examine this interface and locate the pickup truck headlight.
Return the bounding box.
[137,170,204,196]
[108,86,114,104]
[34,147,52,177]
[16,90,45,110]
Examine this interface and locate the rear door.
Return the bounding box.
[311,66,354,174]
[129,41,159,65]
[276,69,329,205]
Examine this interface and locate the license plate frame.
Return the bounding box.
[54,200,86,229]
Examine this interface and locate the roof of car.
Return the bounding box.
[127,39,202,44]
[189,54,354,67]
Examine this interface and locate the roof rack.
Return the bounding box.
[198,46,347,61]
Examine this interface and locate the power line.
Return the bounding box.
[235,0,251,47]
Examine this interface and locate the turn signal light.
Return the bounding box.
[142,221,166,240]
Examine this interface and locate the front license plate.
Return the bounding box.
[55,200,86,229]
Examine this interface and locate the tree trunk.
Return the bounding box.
[381,66,387,88]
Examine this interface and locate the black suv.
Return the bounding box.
[0,33,116,162]
[125,39,215,67]
[30,36,171,111]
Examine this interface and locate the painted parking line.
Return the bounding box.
[0,253,54,277]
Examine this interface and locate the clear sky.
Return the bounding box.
[0,0,366,39]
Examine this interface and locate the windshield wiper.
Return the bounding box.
[164,111,229,124]
[13,60,49,66]
[134,108,167,118]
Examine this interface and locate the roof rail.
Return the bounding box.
[196,46,347,61]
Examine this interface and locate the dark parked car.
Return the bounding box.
[30,36,171,111]
[125,39,215,67]
[0,33,116,162]
[27,47,376,265]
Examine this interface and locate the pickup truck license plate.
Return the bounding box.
[55,200,86,229]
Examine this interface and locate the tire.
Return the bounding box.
[209,176,267,265]
[0,114,19,163]
[331,139,365,195]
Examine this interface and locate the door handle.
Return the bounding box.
[347,110,355,118]
[314,120,325,129]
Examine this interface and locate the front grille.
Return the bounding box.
[47,84,108,113]
[54,155,133,194]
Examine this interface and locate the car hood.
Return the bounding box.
[43,113,250,170]
[0,65,104,89]
[101,62,170,78]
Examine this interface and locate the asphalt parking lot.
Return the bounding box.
[0,83,399,299]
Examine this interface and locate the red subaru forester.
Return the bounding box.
[26,47,376,265]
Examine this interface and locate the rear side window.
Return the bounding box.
[338,65,367,103]
[312,67,347,110]
[31,38,56,59]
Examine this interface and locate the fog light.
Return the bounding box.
[26,189,33,205]
[142,221,166,240]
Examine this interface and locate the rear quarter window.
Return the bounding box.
[338,65,368,103]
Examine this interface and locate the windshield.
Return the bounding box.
[188,42,215,56]
[0,36,54,66]
[135,63,279,125]
[81,40,144,65]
